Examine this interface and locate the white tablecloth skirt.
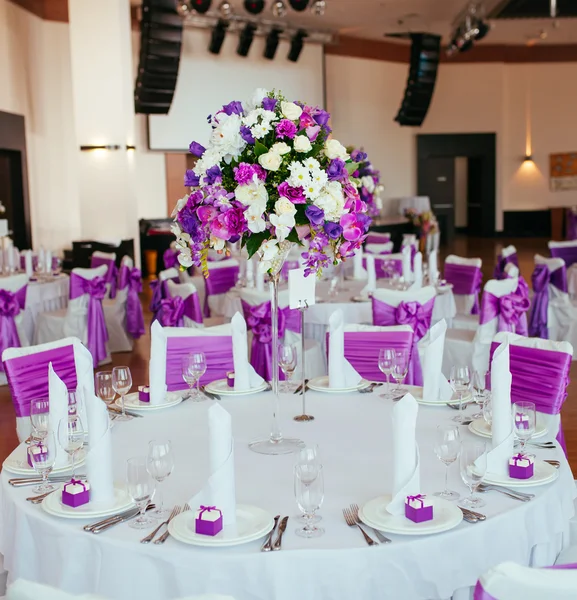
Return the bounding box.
[22,275,69,343]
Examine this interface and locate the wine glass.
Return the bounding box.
[391,350,409,395]
[450,365,471,423]
[28,431,58,494]
[296,445,322,524]
[126,457,157,529]
[294,463,325,538]
[181,352,207,402]
[68,391,79,417]
[513,401,536,453]
[278,343,297,393]
[378,348,395,399]
[147,440,175,518]
[57,416,85,479]
[433,424,461,500]
[460,441,487,509]
[95,371,115,405]
[482,393,493,426]
[112,366,133,420]
[30,399,50,440]
[471,370,487,419]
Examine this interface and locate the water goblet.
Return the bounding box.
[57,415,85,479]
[450,365,471,424]
[95,371,115,405]
[378,348,395,399]
[126,457,157,529]
[278,343,297,393]
[112,366,133,420]
[433,424,461,500]
[460,441,487,509]
[391,350,409,395]
[30,398,50,440]
[181,352,207,401]
[513,401,536,453]
[28,431,58,494]
[296,445,322,524]
[147,440,175,518]
[294,463,325,538]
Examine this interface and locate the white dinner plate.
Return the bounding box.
[42,484,134,519]
[360,494,462,536]
[168,504,274,547]
[483,460,558,488]
[350,295,370,303]
[204,379,268,396]
[307,376,370,393]
[2,445,86,476]
[468,417,548,440]
[401,385,472,406]
[115,391,182,412]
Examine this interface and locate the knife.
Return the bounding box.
[459,508,478,523]
[272,516,288,551]
[293,382,305,395]
[461,507,486,521]
[10,475,87,487]
[84,508,139,532]
[107,406,143,418]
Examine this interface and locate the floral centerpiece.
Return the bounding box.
[403,208,439,253]
[348,148,383,218]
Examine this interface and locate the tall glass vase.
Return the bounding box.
[249,242,305,455]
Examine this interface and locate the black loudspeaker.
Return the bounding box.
[394,33,441,127]
[134,0,183,115]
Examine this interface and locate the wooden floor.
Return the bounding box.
[0,236,576,471]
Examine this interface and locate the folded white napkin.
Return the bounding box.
[38,248,45,272]
[246,257,255,288]
[190,403,236,526]
[420,320,453,403]
[361,254,376,298]
[428,250,438,283]
[84,388,114,504]
[413,252,423,288]
[231,312,264,391]
[387,393,420,515]
[328,310,362,388]
[48,364,70,469]
[149,321,168,406]
[402,246,412,282]
[255,268,265,293]
[24,251,33,277]
[353,246,367,280]
[487,342,514,476]
[45,250,52,273]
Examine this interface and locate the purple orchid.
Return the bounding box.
[340,213,363,242]
[306,125,321,141]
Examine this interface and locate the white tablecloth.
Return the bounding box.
[22,275,69,342]
[1,390,574,600]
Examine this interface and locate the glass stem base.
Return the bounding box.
[249,437,305,455]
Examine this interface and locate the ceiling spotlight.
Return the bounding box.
[189,0,212,14]
[272,0,287,17]
[218,0,233,18]
[237,23,257,57]
[176,1,191,16]
[288,29,307,62]
[288,0,310,11]
[244,0,265,14]
[311,0,325,16]
[475,21,490,41]
[264,28,282,60]
[209,19,229,54]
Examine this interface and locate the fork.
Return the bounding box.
[154,503,190,544]
[350,504,391,543]
[140,505,181,544]
[342,507,377,546]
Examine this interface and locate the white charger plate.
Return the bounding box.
[2,445,86,476]
[400,385,472,406]
[115,391,182,412]
[483,460,558,488]
[204,379,268,396]
[168,504,273,547]
[468,417,548,440]
[42,484,134,519]
[307,376,370,393]
[360,494,462,536]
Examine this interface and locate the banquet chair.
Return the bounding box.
[163,242,179,270]
[34,265,111,367]
[365,231,391,245]
[150,267,180,320]
[363,253,402,279]
[2,337,94,442]
[494,244,519,279]
[371,285,436,385]
[90,250,117,298]
[203,258,239,318]
[364,241,393,255]
[156,279,203,328]
[443,255,482,318]
[550,239,577,268]
[239,287,324,381]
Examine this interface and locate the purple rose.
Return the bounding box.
[276,119,297,140]
[305,205,325,226]
[221,207,246,237]
[262,97,277,111]
[240,125,255,145]
[204,165,222,185]
[350,149,368,163]
[189,141,206,158]
[278,181,306,204]
[326,158,346,182]
[184,169,200,187]
[313,109,330,126]
[324,222,343,239]
[222,100,243,116]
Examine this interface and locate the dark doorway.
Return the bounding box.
[419,156,456,243]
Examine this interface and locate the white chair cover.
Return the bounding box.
[160,267,180,282]
[103,255,134,353]
[203,258,239,317]
[166,280,203,328]
[365,242,394,255]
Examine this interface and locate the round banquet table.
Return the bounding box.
[0,389,575,600]
[22,274,69,342]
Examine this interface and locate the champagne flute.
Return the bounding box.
[450,365,471,424]
[278,343,297,393]
[57,416,85,479]
[30,399,50,440]
[28,431,58,494]
[433,424,461,500]
[391,350,409,395]
[147,440,175,518]
[296,445,322,524]
[294,463,325,538]
[460,441,487,509]
[378,348,395,399]
[471,370,487,419]
[513,401,536,453]
[95,371,115,405]
[181,352,207,402]
[126,457,157,529]
[112,366,133,421]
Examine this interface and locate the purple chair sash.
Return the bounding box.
[567,209,577,241]
[241,300,301,381]
[158,293,203,327]
[3,345,77,417]
[366,233,391,245]
[165,335,233,389]
[444,263,482,314]
[528,264,567,339]
[69,273,109,367]
[280,260,300,281]
[489,341,571,454]
[0,286,27,373]
[118,265,145,339]
[479,290,530,336]
[204,266,239,317]
[371,296,435,385]
[550,244,577,268]
[149,276,179,317]
[91,256,118,299]
[163,248,179,270]
[493,252,519,280]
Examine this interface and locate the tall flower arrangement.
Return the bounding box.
[348,148,383,218]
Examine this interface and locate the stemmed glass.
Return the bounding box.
[95,371,116,405]
[513,401,536,453]
[126,457,157,529]
[450,365,471,424]
[278,343,297,393]
[433,424,461,500]
[147,440,174,518]
[68,391,80,417]
[378,348,395,399]
[28,431,58,494]
[482,393,493,426]
[296,446,322,524]
[294,463,325,538]
[57,416,85,479]
[112,366,133,421]
[181,352,207,401]
[30,399,50,440]
[391,350,409,395]
[460,441,487,508]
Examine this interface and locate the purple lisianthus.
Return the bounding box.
[262,97,277,111]
[327,158,346,182]
[204,165,222,186]
[178,205,204,243]
[222,100,243,116]
[184,169,200,187]
[189,141,206,158]
[278,181,306,204]
[313,109,330,127]
[240,125,255,145]
[350,149,368,163]
[324,222,343,239]
[305,205,325,226]
[276,119,297,140]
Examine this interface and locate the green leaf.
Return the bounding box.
[253,140,269,158]
[245,231,269,259]
[294,204,309,226]
[346,162,358,175]
[286,228,301,245]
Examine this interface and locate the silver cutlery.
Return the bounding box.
[107,406,142,419]
[200,386,220,401]
[343,507,377,546]
[272,516,288,551]
[89,504,157,534]
[84,507,140,532]
[515,441,556,450]
[154,503,190,544]
[545,460,560,469]
[350,504,390,543]
[446,401,476,410]
[459,508,478,523]
[9,475,87,488]
[27,489,58,504]
[293,380,309,395]
[477,483,534,502]
[260,514,280,552]
[359,383,383,394]
[459,506,486,522]
[140,505,181,544]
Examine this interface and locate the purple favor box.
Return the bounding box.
[27,443,48,468]
[226,372,235,388]
[61,479,90,508]
[509,453,534,480]
[138,385,150,403]
[405,494,434,523]
[195,505,223,536]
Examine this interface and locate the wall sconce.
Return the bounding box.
[126,145,136,151]
[80,144,122,151]
[523,154,533,162]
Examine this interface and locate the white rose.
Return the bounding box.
[294,136,312,153]
[361,175,375,193]
[281,101,303,121]
[324,139,349,160]
[271,142,291,155]
[275,197,297,216]
[258,151,282,171]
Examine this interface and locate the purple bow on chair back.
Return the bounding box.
[204,266,239,317]
[241,300,301,381]
[3,345,77,417]
[493,251,519,280]
[363,257,402,279]
[69,273,109,367]
[149,276,179,317]
[163,248,179,270]
[444,263,483,314]
[158,291,203,328]
[371,296,435,385]
[118,265,145,339]
[0,286,27,372]
[529,263,568,339]
[550,244,577,268]
[90,256,118,299]
[365,233,391,245]
[165,335,233,389]
[566,209,577,241]
[489,341,571,454]
[479,288,530,336]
